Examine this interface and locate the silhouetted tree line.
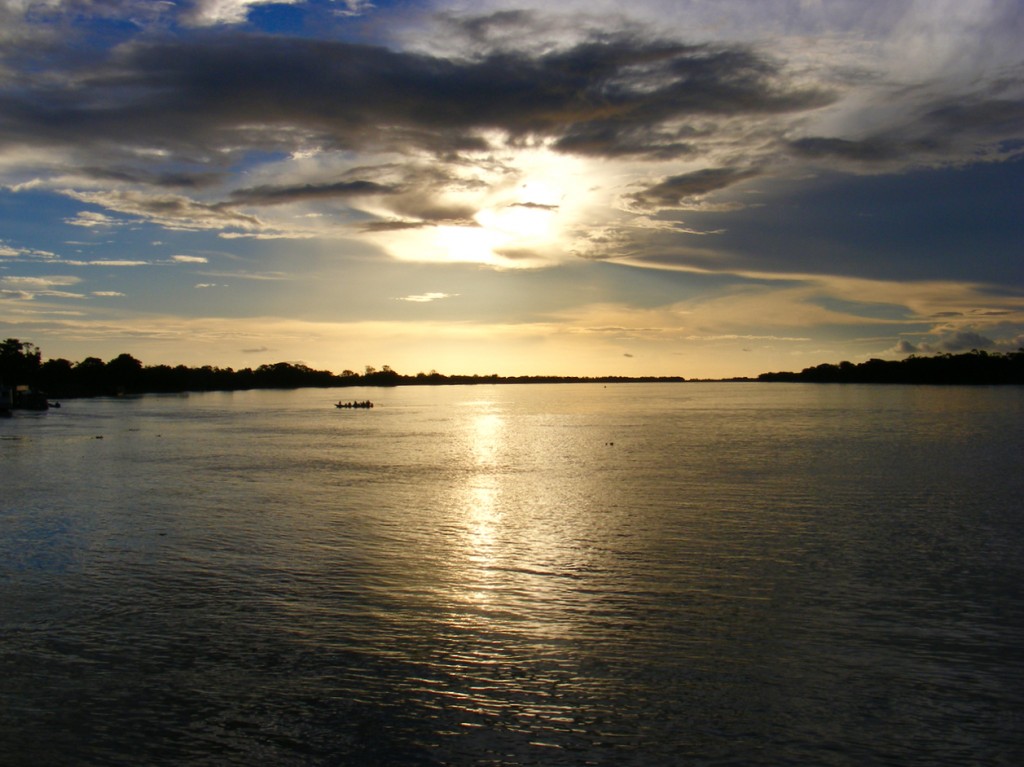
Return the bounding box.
[8,337,1022,398]
[2,339,344,397]
[758,350,1024,385]
[7,339,1023,398]
[1,338,684,398]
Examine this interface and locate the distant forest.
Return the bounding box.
[0,339,683,398]
[2,339,1022,399]
[758,349,1024,385]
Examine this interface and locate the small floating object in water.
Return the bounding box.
[335,400,374,409]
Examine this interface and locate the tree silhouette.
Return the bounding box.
[106,353,143,394]
[74,357,107,394]
[0,338,41,385]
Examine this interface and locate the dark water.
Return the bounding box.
[2,383,1023,765]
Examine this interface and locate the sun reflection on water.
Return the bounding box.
[464,478,500,603]
[445,398,597,641]
[427,398,602,743]
[461,406,505,606]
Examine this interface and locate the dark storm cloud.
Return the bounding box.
[80,166,227,189]
[229,179,397,205]
[386,194,478,224]
[509,202,559,211]
[223,161,488,230]
[626,166,760,210]
[789,94,1024,168]
[445,9,539,44]
[359,220,435,233]
[64,189,263,230]
[0,31,833,168]
[552,125,698,159]
[789,136,905,163]
[925,97,1024,138]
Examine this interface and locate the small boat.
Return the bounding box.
[335,400,374,409]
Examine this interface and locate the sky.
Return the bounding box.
[1,0,1022,379]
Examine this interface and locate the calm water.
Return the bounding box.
[2,383,1023,766]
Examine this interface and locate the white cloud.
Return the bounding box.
[2,275,80,288]
[64,210,123,228]
[184,0,301,27]
[182,0,374,27]
[62,190,263,232]
[0,242,58,259]
[197,270,289,281]
[396,292,459,303]
[0,274,88,300]
[64,259,149,266]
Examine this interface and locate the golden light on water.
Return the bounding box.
[441,396,605,650]
[462,406,505,604]
[468,409,504,468]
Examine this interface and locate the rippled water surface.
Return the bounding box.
[2,383,1023,765]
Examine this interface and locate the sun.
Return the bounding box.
[388,175,569,269]
[431,225,512,267]
[367,145,608,268]
[475,202,555,240]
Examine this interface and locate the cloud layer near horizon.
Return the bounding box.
[1,0,1021,375]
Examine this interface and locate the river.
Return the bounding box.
[2,383,1022,765]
